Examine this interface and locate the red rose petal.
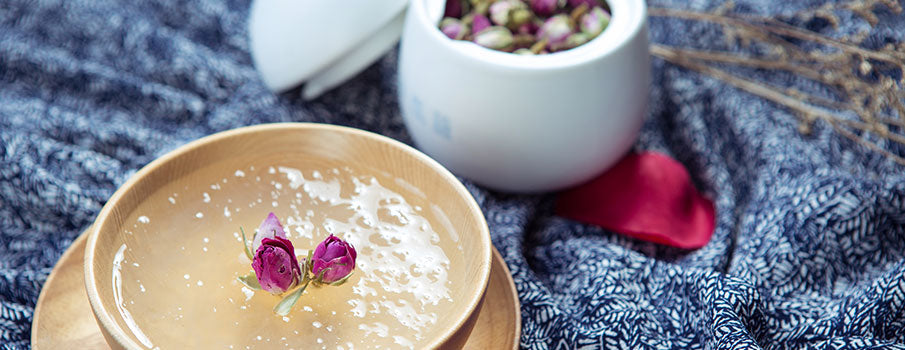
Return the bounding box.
[555,152,715,249]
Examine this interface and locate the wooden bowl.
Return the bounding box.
[84,123,492,349]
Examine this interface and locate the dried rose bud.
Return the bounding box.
[471,13,491,34]
[580,6,610,37]
[562,32,590,50]
[473,26,514,50]
[252,237,302,294]
[252,212,287,251]
[239,213,361,316]
[537,14,573,49]
[516,21,539,35]
[445,0,467,18]
[441,17,466,39]
[508,7,533,29]
[488,0,510,25]
[489,0,526,27]
[567,0,599,8]
[472,0,491,15]
[311,234,357,284]
[530,0,562,17]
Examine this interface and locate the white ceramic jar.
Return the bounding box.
[398,0,650,193]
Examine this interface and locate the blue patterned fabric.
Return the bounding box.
[2,0,905,348]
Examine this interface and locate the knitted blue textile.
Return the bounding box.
[2,0,905,348]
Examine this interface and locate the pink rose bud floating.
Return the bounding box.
[439,0,611,54]
[237,212,357,316]
[310,234,357,284]
[253,236,302,294]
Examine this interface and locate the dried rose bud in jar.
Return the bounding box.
[438,0,611,54]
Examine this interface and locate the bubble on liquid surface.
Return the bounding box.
[278,166,452,340]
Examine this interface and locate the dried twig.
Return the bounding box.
[649,0,905,165]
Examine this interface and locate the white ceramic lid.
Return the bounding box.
[249,0,409,99]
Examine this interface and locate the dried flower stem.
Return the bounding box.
[648,0,905,165]
[649,45,837,120]
[649,7,905,72]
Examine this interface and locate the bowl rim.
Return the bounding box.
[412,0,648,70]
[84,122,493,349]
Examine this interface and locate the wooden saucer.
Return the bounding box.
[31,227,521,349]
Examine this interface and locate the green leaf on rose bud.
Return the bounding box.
[240,227,254,260]
[274,281,309,316]
[314,267,332,283]
[329,271,354,286]
[304,250,313,274]
[237,272,261,290]
[312,262,352,285]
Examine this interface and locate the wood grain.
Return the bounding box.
[84,124,492,349]
[32,227,111,350]
[463,246,522,350]
[32,233,521,349]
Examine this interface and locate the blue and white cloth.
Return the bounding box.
[2,0,904,348]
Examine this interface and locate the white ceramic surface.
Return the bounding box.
[397,0,651,193]
[249,0,407,97]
